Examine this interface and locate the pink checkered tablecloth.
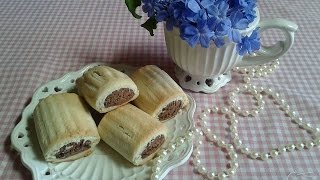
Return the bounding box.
[1,0,320,179]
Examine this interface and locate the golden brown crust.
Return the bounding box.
[76,66,139,113]
[130,65,188,121]
[33,93,100,162]
[98,104,167,165]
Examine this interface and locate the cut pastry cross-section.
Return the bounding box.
[130,65,189,121]
[33,93,100,163]
[98,104,168,165]
[76,66,139,113]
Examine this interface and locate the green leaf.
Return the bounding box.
[141,16,157,36]
[125,0,142,19]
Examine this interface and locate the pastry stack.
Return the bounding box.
[33,65,188,165]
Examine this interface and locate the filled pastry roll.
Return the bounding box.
[33,93,100,163]
[76,65,139,113]
[130,65,188,121]
[98,104,167,165]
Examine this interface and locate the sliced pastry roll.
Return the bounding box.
[98,104,167,165]
[33,93,100,163]
[130,65,188,121]
[76,65,139,113]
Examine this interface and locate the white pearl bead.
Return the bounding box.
[244,76,251,83]
[251,110,259,117]
[241,147,250,154]
[218,140,227,147]
[292,117,302,124]
[234,139,242,147]
[258,106,264,111]
[231,118,238,124]
[305,141,314,149]
[193,150,201,156]
[200,113,207,119]
[203,128,211,134]
[303,123,312,129]
[221,107,229,114]
[208,134,218,142]
[295,143,305,150]
[286,144,295,152]
[270,150,279,158]
[177,137,185,145]
[273,93,280,99]
[228,112,236,119]
[187,131,194,138]
[192,157,201,166]
[155,159,162,165]
[256,94,263,100]
[228,99,236,106]
[278,146,287,153]
[252,89,258,95]
[260,153,269,161]
[266,88,273,94]
[169,144,176,151]
[257,86,264,92]
[152,166,161,173]
[233,106,241,112]
[159,149,168,156]
[196,140,203,146]
[229,152,238,159]
[256,72,262,77]
[205,108,212,114]
[151,174,160,180]
[289,111,296,117]
[230,126,237,133]
[280,99,286,106]
[195,128,202,135]
[231,132,239,139]
[226,144,234,151]
[212,107,219,112]
[241,110,250,117]
[197,165,207,174]
[207,172,216,180]
[218,172,227,179]
[240,68,247,74]
[230,162,239,168]
[250,152,259,159]
[226,168,236,175]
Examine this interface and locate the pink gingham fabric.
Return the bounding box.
[1,0,320,179]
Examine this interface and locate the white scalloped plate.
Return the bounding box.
[11,63,196,180]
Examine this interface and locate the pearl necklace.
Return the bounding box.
[151,60,320,180]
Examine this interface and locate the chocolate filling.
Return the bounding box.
[104,88,134,108]
[158,100,182,121]
[141,135,165,159]
[55,139,91,159]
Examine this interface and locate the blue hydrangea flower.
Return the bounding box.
[142,0,156,17]
[237,29,260,55]
[138,0,260,55]
[180,21,215,48]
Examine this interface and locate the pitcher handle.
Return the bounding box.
[237,18,298,67]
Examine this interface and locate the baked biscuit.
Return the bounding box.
[98,104,167,165]
[76,66,139,113]
[33,93,100,163]
[130,65,188,121]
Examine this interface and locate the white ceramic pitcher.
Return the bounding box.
[164,9,298,93]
